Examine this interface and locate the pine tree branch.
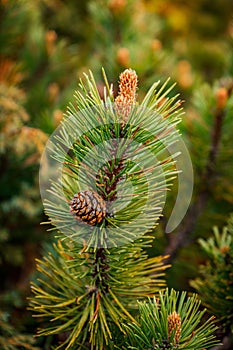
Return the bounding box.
[164,106,226,263]
[30,70,185,348]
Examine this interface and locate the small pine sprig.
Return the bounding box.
[190,214,233,332]
[120,288,220,350]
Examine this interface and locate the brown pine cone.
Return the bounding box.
[70,190,107,226]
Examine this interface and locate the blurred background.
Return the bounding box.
[0,0,233,348]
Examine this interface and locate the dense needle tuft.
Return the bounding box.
[70,190,107,226]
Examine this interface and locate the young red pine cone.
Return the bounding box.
[115,68,138,122]
[168,311,181,345]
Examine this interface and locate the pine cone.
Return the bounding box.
[70,190,107,226]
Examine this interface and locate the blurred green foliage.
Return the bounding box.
[0,0,233,348]
[191,215,233,332]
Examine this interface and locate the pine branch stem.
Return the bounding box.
[92,248,110,293]
[96,131,128,201]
